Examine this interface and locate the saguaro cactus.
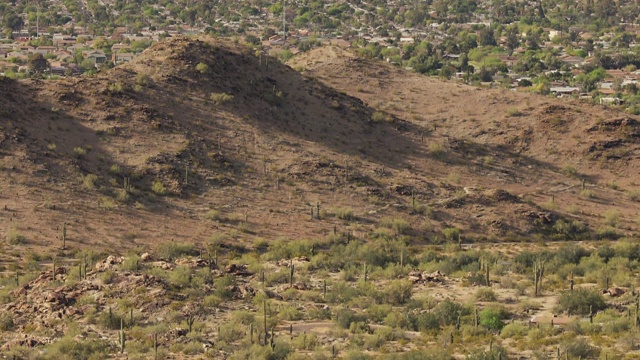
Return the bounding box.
[153,332,158,360]
[62,222,67,250]
[118,318,126,353]
[534,260,545,297]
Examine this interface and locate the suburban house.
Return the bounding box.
[600,97,624,105]
[269,35,285,46]
[111,43,131,53]
[33,46,56,54]
[529,315,574,327]
[550,86,580,96]
[559,55,586,67]
[496,54,518,67]
[82,50,107,65]
[112,52,135,64]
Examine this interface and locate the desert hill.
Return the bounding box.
[0,37,639,263]
[2,36,640,359]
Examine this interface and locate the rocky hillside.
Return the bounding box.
[0,37,639,261]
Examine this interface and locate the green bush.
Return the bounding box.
[98,309,124,330]
[5,225,25,245]
[214,275,236,300]
[563,338,599,358]
[40,336,111,359]
[557,288,606,316]
[195,62,209,73]
[151,179,167,195]
[500,322,529,338]
[474,288,497,301]
[383,280,412,305]
[0,312,14,331]
[169,265,193,288]
[433,300,470,326]
[73,147,87,158]
[333,207,355,220]
[210,92,234,105]
[335,308,366,329]
[155,242,197,260]
[479,306,509,331]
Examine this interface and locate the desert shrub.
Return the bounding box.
[628,190,640,202]
[155,242,197,260]
[169,265,192,288]
[151,179,167,195]
[383,280,413,305]
[499,322,529,338]
[203,294,222,308]
[579,189,596,199]
[474,288,497,301]
[552,219,587,239]
[429,143,446,158]
[195,62,209,73]
[379,350,453,360]
[214,275,236,300]
[40,336,110,359]
[371,111,387,123]
[603,209,621,227]
[366,304,392,323]
[335,308,366,329]
[73,147,87,158]
[210,92,234,105]
[279,304,303,321]
[99,270,116,284]
[98,309,124,330]
[218,321,245,343]
[412,312,439,333]
[108,164,121,174]
[5,225,25,245]
[441,227,460,241]
[122,255,142,271]
[596,226,621,240]
[204,210,220,221]
[229,342,291,360]
[479,306,509,331]
[556,288,606,315]
[555,245,590,265]
[135,73,149,86]
[182,341,203,355]
[611,240,640,261]
[82,174,98,189]
[0,312,14,331]
[434,300,470,326]
[380,218,411,235]
[563,338,599,358]
[560,164,579,178]
[466,345,508,360]
[333,207,355,220]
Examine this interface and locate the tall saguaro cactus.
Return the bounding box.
[534,260,545,297]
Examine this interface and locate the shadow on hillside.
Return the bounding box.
[150,42,427,171]
[0,78,177,210]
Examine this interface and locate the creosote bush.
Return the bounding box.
[210,92,234,105]
[556,288,606,316]
[151,179,167,195]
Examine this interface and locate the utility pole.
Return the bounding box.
[36,4,39,39]
[282,0,286,39]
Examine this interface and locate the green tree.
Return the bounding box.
[28,53,50,74]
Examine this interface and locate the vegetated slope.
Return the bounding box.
[0,37,636,263]
[290,46,640,240]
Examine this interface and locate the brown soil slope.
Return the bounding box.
[0,38,638,260]
[290,46,640,237]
